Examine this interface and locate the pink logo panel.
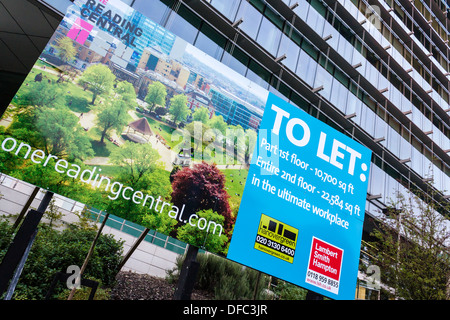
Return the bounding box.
[67,18,94,45]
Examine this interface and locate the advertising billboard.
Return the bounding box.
[0,0,371,299]
[227,93,372,299]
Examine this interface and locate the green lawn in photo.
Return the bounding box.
[90,137,117,157]
[14,62,92,114]
[222,168,249,215]
[64,87,92,114]
[95,164,125,178]
[34,58,61,72]
[136,113,184,149]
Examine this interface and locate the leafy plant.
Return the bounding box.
[0,218,124,300]
[167,252,269,300]
[368,189,450,300]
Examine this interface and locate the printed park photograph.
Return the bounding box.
[0,6,267,259]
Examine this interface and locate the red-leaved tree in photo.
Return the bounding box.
[170,161,235,238]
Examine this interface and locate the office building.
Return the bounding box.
[209,85,263,130]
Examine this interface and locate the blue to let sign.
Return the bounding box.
[227,93,372,300]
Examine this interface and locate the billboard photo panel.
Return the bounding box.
[227,93,371,299]
[0,0,371,300]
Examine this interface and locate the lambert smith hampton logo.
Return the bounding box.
[70,0,143,47]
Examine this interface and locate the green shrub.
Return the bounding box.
[0,220,123,300]
[167,252,269,300]
[271,280,307,300]
[55,277,111,300]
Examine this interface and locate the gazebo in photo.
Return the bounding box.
[126,117,153,143]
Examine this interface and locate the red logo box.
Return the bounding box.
[308,237,343,281]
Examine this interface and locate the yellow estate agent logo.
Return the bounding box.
[254,214,298,263]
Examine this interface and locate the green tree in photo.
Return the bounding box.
[70,131,96,161]
[78,64,116,105]
[96,99,132,144]
[53,36,76,63]
[34,72,43,82]
[192,106,210,124]
[8,112,46,150]
[141,205,178,235]
[57,65,80,84]
[96,80,137,143]
[184,121,210,152]
[105,142,172,223]
[0,221,124,300]
[15,80,64,114]
[209,115,228,135]
[114,81,137,104]
[177,209,228,254]
[109,141,161,187]
[226,124,245,164]
[168,94,190,125]
[43,198,65,228]
[145,81,167,111]
[244,128,257,163]
[36,107,94,159]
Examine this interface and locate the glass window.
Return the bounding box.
[264,6,284,30]
[314,64,332,100]
[268,85,289,102]
[423,156,433,179]
[293,0,309,21]
[389,85,402,108]
[374,114,387,139]
[289,91,309,112]
[133,0,174,25]
[351,48,366,73]
[329,79,347,113]
[387,127,401,158]
[277,34,300,72]
[296,50,316,86]
[256,17,282,56]
[368,164,385,199]
[410,148,423,176]
[235,1,262,40]
[209,0,241,21]
[411,108,425,132]
[306,4,325,34]
[385,174,399,205]
[310,0,327,17]
[221,50,247,76]
[166,5,200,44]
[400,95,411,113]
[301,39,319,61]
[337,34,353,63]
[364,64,379,89]
[377,73,389,94]
[322,21,339,49]
[346,91,362,118]
[361,106,375,137]
[246,59,270,89]
[443,175,450,196]
[195,23,226,60]
[432,164,443,192]
[334,68,349,88]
